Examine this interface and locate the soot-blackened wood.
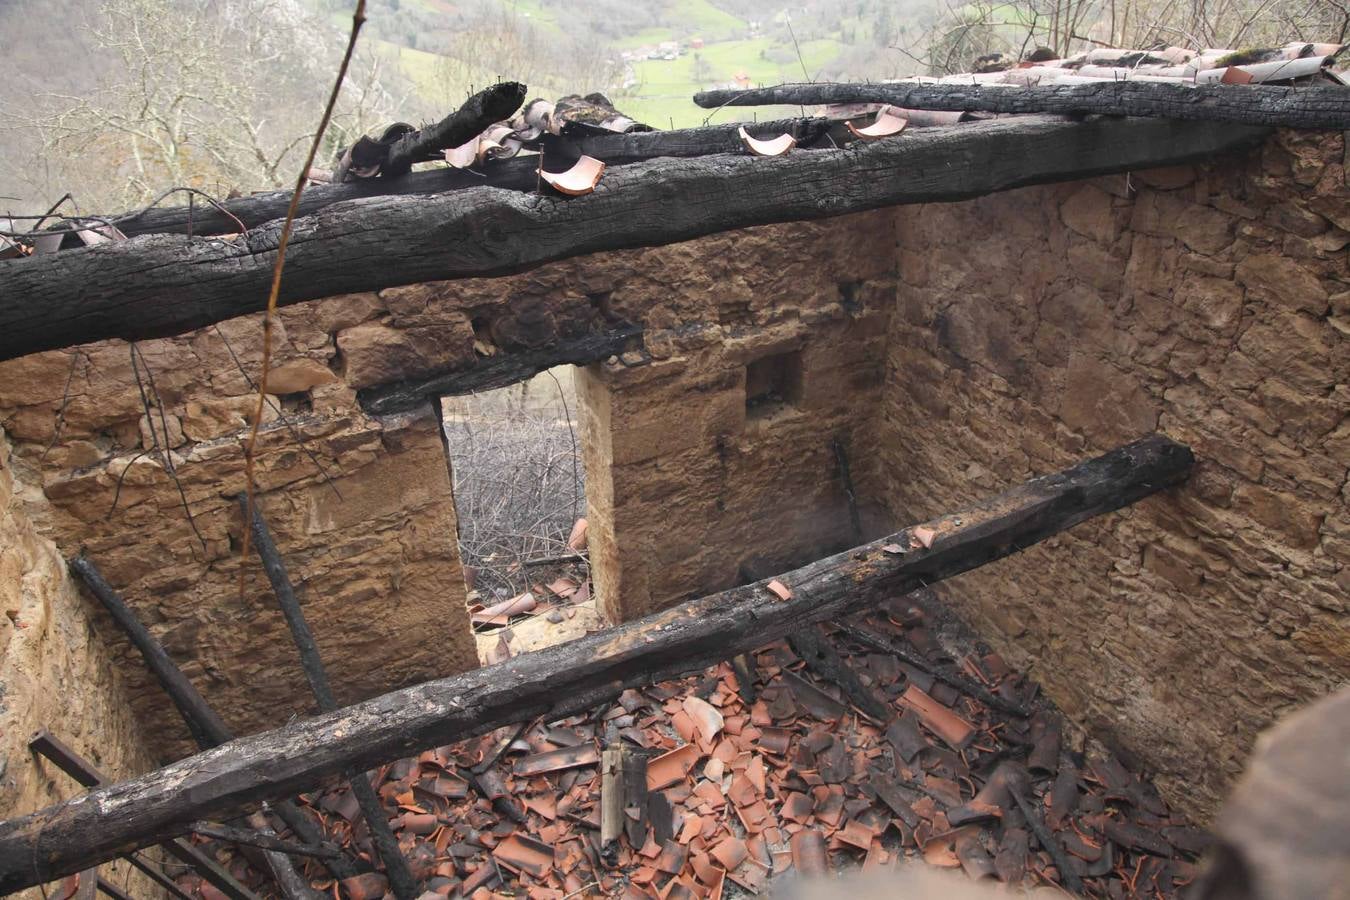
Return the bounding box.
[838,622,1032,718]
[28,729,261,900]
[111,118,831,240]
[558,116,832,163]
[191,822,339,860]
[0,116,1266,362]
[69,556,356,884]
[240,497,418,900]
[0,435,1193,888]
[383,82,528,177]
[122,851,197,900]
[1013,779,1085,894]
[69,556,231,749]
[788,626,892,722]
[693,81,1350,130]
[359,324,643,415]
[113,159,543,238]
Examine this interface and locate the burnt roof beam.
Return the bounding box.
[0,116,1267,363]
[0,434,1193,889]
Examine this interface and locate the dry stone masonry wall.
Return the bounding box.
[0,427,159,894]
[877,129,1348,821]
[0,305,479,758]
[0,127,1343,836]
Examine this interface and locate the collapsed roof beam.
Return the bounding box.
[0,434,1193,890]
[693,81,1350,130]
[0,116,1265,364]
[358,323,643,415]
[108,118,833,240]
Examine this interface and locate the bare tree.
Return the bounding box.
[0,0,413,212]
[894,0,1347,77]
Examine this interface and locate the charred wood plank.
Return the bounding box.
[110,119,831,241]
[68,556,356,885]
[787,626,892,722]
[556,116,832,164]
[382,82,527,177]
[693,81,1350,130]
[121,852,198,900]
[69,556,231,750]
[28,730,260,900]
[1013,784,1085,894]
[0,434,1193,888]
[110,159,539,238]
[600,744,647,861]
[0,116,1265,362]
[190,822,340,859]
[838,622,1032,718]
[239,496,418,900]
[359,323,642,415]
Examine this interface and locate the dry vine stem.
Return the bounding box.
[239,0,367,593]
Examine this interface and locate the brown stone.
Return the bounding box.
[1235,253,1331,315]
[1059,353,1158,445]
[1130,189,1233,256]
[265,359,339,395]
[1060,184,1121,245]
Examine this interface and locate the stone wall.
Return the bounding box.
[575,213,898,618]
[0,305,479,758]
[876,129,1348,820]
[0,211,896,757]
[0,427,159,895]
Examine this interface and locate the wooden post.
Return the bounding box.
[238,495,419,900]
[600,745,647,862]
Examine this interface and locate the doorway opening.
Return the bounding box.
[438,366,606,663]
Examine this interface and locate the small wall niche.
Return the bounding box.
[745,350,803,423]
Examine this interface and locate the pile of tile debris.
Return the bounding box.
[177,593,1213,899]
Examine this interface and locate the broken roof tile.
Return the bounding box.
[710,836,748,871]
[647,744,701,791]
[513,744,600,777]
[900,684,976,749]
[790,829,829,877]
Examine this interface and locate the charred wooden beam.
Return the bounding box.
[381,82,528,177]
[121,853,197,900]
[838,621,1032,718]
[190,822,339,860]
[0,434,1193,888]
[111,159,541,239]
[0,116,1265,362]
[554,116,833,164]
[693,81,1350,130]
[68,556,357,884]
[69,557,231,750]
[358,323,643,415]
[110,118,832,241]
[239,496,418,900]
[788,626,892,722]
[28,730,261,900]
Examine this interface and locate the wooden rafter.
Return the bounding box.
[0,116,1266,363]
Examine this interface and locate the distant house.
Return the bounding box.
[690,37,704,49]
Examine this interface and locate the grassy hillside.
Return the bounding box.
[358,0,854,128]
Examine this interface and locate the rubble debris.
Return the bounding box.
[177,592,1208,899]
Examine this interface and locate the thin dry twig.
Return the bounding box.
[128,344,208,554]
[39,351,84,465]
[211,325,341,499]
[239,0,367,591]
